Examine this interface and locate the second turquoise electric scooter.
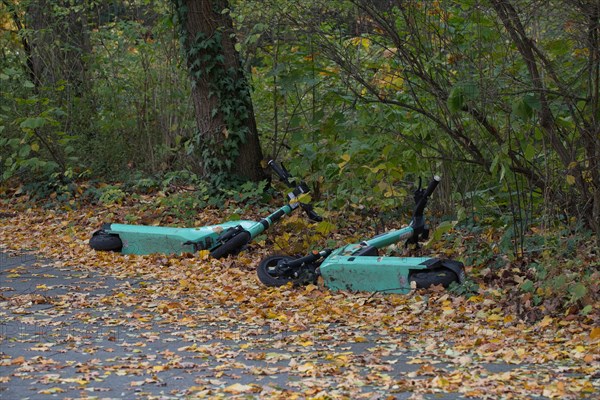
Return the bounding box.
[257,175,466,293]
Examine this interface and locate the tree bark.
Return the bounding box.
[175,0,266,182]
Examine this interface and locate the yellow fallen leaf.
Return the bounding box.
[407,358,427,364]
[431,376,450,388]
[223,383,258,394]
[486,314,503,322]
[198,250,210,260]
[442,307,454,316]
[39,387,64,394]
[590,327,600,341]
[582,381,595,393]
[297,363,316,373]
[62,377,89,385]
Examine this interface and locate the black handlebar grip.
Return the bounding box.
[268,160,292,185]
[423,175,441,198]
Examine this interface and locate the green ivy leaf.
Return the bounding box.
[20,117,47,130]
[19,144,31,158]
[524,144,537,161]
[432,220,457,242]
[447,86,464,113]
[315,221,336,235]
[580,305,593,316]
[512,97,533,120]
[520,279,535,293]
[523,93,541,110]
[569,283,587,301]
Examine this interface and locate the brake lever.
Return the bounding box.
[300,203,323,222]
[413,177,425,204]
[268,160,294,187]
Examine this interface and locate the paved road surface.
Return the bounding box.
[0,250,586,399]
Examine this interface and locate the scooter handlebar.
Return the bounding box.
[300,203,323,222]
[286,248,332,269]
[268,160,293,187]
[269,159,323,222]
[414,175,441,217]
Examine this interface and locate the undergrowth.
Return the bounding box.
[0,178,597,322]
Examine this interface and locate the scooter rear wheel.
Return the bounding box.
[89,232,122,252]
[257,254,297,287]
[410,268,458,289]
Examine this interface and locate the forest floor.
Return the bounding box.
[0,196,598,399]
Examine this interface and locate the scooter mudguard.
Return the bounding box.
[319,246,464,294]
[104,220,256,255]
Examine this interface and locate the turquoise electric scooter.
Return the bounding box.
[257,175,465,293]
[89,161,321,259]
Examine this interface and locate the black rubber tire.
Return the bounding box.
[257,254,297,287]
[410,268,458,289]
[209,231,251,259]
[89,232,122,252]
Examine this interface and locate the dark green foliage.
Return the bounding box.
[448,278,479,298]
[1,1,598,248]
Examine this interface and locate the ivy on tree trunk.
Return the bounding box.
[172,0,266,183]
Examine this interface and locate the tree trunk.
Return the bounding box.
[174,0,266,182]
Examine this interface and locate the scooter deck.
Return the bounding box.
[319,251,432,294]
[105,220,256,255]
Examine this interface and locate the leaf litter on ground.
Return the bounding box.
[0,195,598,399]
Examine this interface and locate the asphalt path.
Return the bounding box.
[0,250,584,399]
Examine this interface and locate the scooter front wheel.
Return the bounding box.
[410,268,458,289]
[257,254,298,287]
[89,232,122,252]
